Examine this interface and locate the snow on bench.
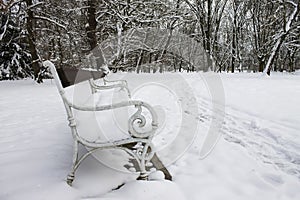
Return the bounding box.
[43,60,171,186]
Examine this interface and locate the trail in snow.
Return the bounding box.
[174,75,300,181]
[222,107,300,180]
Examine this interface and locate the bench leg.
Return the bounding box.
[124,143,172,181]
[137,172,148,180]
[150,153,172,181]
[137,147,149,181]
[136,153,172,181]
[66,140,79,186]
[67,172,75,186]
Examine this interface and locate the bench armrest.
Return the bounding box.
[89,78,131,98]
[103,77,128,87]
[61,91,157,139]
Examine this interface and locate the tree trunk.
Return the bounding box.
[231,25,236,73]
[25,0,41,82]
[86,0,97,50]
[136,31,149,73]
[258,58,264,72]
[264,37,285,75]
[136,50,144,73]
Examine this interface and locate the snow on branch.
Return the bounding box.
[286,0,298,7]
[26,2,44,10]
[0,0,14,12]
[263,0,299,75]
[0,15,9,41]
[33,16,67,30]
[1,0,24,12]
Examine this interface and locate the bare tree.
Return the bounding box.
[264,0,299,75]
[184,0,228,71]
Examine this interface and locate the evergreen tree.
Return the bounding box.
[0,13,32,80]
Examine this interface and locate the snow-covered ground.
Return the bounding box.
[1,72,300,200]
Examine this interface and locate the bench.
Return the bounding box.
[43,60,171,186]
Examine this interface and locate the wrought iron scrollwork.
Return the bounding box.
[128,103,158,139]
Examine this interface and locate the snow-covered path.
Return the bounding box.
[185,85,300,181]
[184,73,300,181]
[1,72,300,200]
[223,106,300,180]
[199,74,300,179]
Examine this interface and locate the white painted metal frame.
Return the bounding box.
[89,78,131,98]
[44,61,157,186]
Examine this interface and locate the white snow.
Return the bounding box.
[1,72,300,200]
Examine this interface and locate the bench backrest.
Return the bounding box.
[44,60,65,93]
[44,60,103,141]
[44,60,130,142]
[44,60,104,105]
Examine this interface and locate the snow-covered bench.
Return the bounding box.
[44,60,171,186]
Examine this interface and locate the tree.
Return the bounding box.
[1,0,299,78]
[184,0,228,71]
[264,0,300,75]
[0,10,32,80]
[24,0,43,82]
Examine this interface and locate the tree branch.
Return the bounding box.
[33,16,67,30]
